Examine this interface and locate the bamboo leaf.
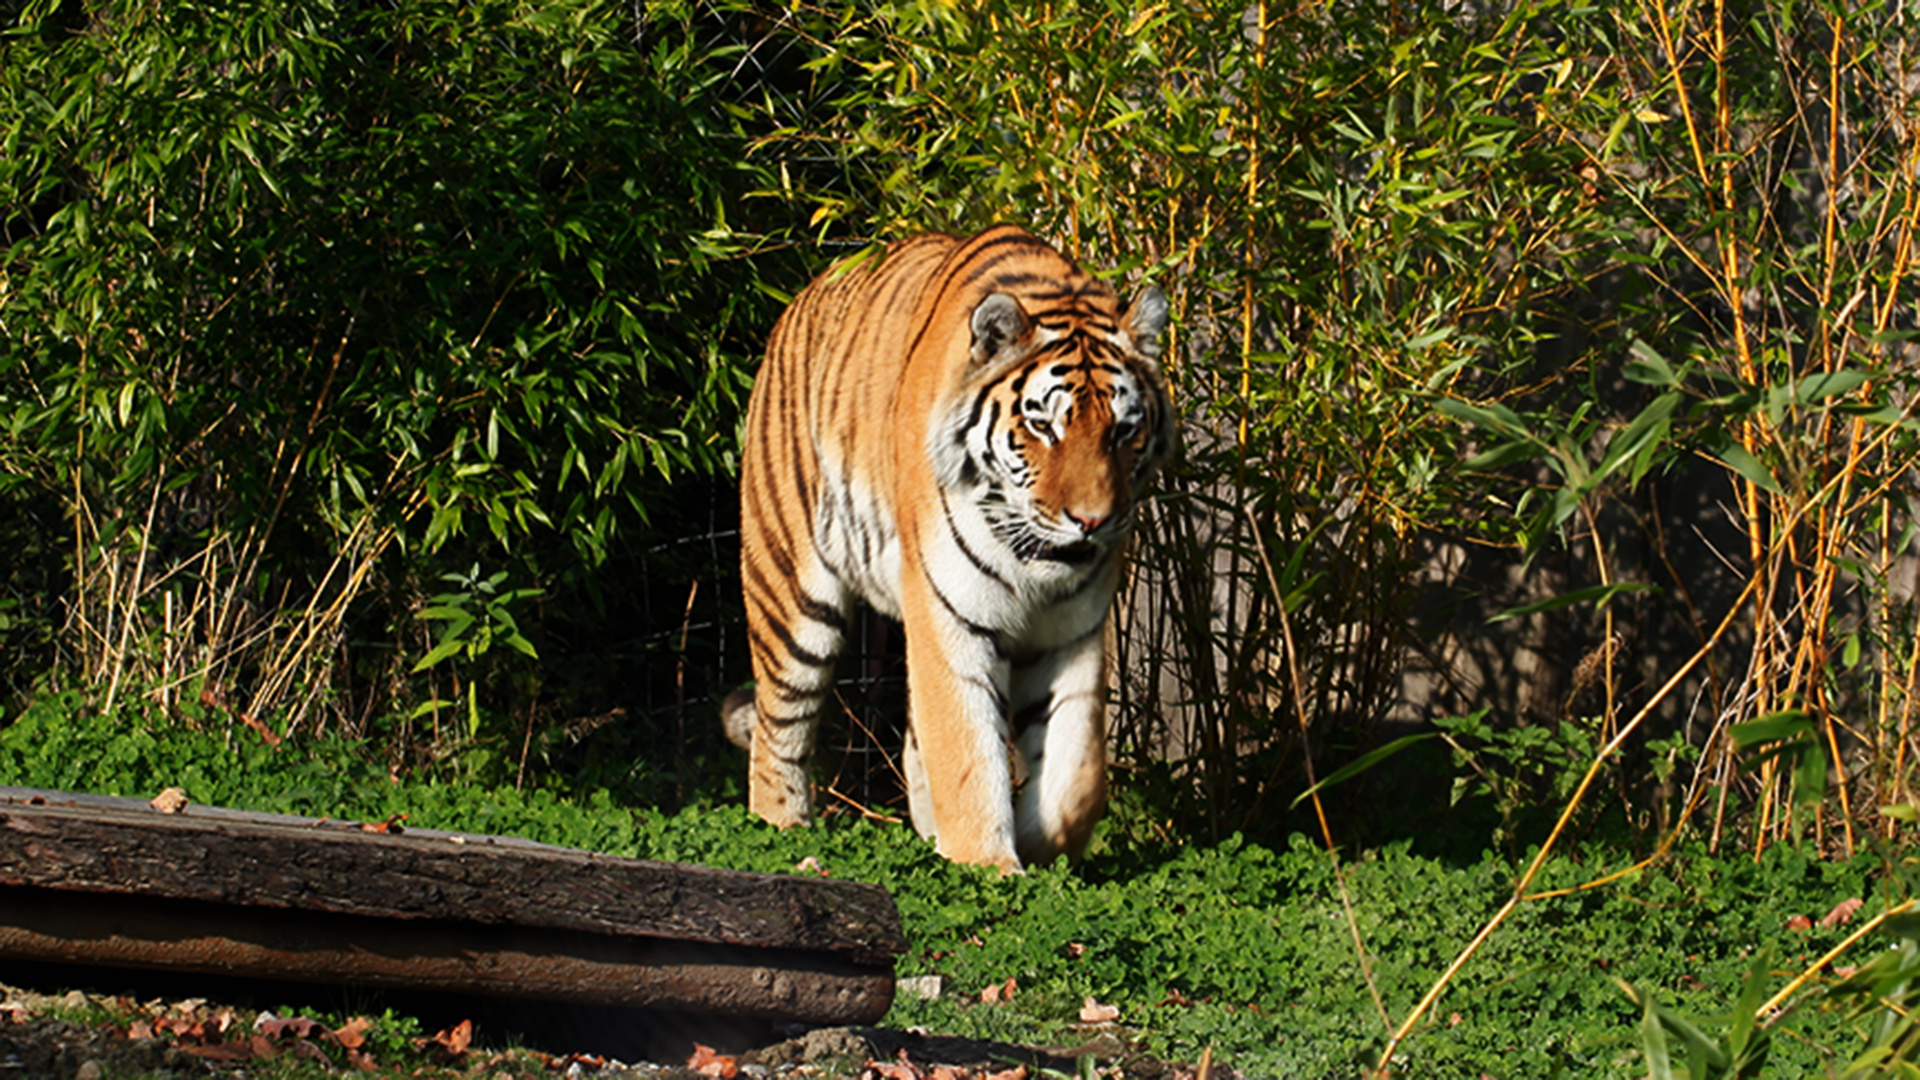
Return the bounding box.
[1794,369,1868,405]
[1626,982,1676,1080]
[1623,341,1679,386]
[1597,391,1680,484]
[1490,582,1657,623]
[1792,728,1829,807]
[407,697,455,720]
[410,639,467,673]
[1463,439,1547,471]
[1289,733,1437,809]
[1730,711,1811,747]
[1726,944,1772,1059]
[1708,443,1781,495]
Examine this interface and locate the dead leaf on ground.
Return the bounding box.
[862,1050,925,1080]
[180,1043,252,1062]
[1821,897,1865,929]
[155,1016,224,1045]
[330,1015,373,1050]
[1787,913,1814,932]
[0,1001,30,1023]
[149,787,189,814]
[687,1042,738,1078]
[360,813,408,834]
[982,1067,1028,1080]
[238,711,282,746]
[426,1018,472,1058]
[256,1016,326,1041]
[980,976,1017,1003]
[1079,997,1120,1023]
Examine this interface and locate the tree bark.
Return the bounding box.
[0,787,903,1025]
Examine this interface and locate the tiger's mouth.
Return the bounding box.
[995,517,1107,565]
[1037,540,1100,565]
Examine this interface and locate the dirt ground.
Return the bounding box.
[0,979,1223,1080]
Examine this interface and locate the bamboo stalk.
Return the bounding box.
[1244,505,1389,1035]
[1377,572,1762,1073]
[1755,899,1918,1019]
[1377,377,1920,1067]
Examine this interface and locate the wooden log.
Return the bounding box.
[0,787,904,1025]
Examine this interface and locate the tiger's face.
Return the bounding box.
[933,287,1172,569]
[1003,357,1161,563]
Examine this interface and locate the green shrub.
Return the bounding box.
[0,0,789,746]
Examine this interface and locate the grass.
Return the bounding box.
[0,695,1914,1077]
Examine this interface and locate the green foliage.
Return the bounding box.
[1436,708,1604,851]
[709,0,1739,848]
[703,0,1920,869]
[0,691,650,853]
[410,563,543,750]
[6,0,1912,860]
[2,0,769,507]
[0,0,789,732]
[1628,912,1920,1079]
[1731,711,1833,817]
[3,696,1910,1077]
[3,1,1919,1070]
[1624,948,1776,1080]
[1429,0,1920,853]
[1819,920,1920,1077]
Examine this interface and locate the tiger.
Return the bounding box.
[725,225,1174,872]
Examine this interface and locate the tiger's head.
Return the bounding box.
[932,284,1173,568]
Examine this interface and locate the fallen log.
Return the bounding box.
[0,787,904,1026]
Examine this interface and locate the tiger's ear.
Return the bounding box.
[970,292,1030,365]
[1123,286,1169,359]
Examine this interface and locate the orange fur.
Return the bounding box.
[733,226,1172,871]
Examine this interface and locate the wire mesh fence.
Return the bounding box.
[601,482,911,816]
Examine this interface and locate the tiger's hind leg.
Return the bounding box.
[739,543,853,830]
[902,722,936,844]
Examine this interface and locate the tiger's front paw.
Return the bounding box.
[934,833,1023,875]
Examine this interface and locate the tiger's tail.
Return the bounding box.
[722,686,757,750]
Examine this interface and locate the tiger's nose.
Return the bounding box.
[1066,509,1107,535]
